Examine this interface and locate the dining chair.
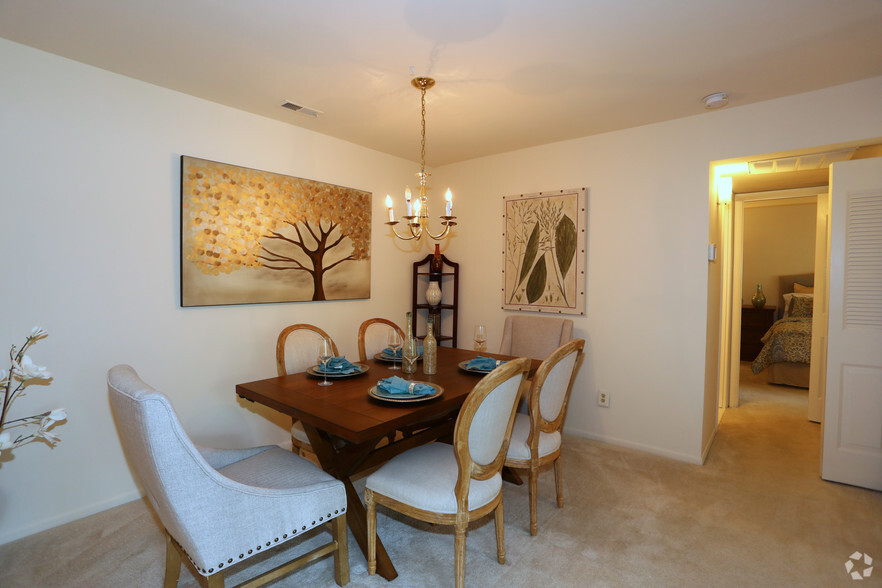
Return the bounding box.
[498,315,574,360]
[107,364,349,588]
[364,357,530,588]
[276,323,340,456]
[504,338,584,536]
[357,318,405,363]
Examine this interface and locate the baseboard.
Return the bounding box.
[0,489,142,546]
[565,428,704,465]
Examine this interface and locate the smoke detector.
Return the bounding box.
[702,92,729,109]
[280,101,323,117]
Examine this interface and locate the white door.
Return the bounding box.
[822,157,882,490]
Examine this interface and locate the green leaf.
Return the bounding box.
[526,256,547,304]
[555,214,576,279]
[518,222,541,287]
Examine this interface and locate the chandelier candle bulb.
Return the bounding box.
[385,195,395,222]
[445,189,452,216]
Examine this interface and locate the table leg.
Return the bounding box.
[303,425,398,581]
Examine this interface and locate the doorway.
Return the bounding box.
[728,191,823,414]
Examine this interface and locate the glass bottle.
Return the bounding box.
[430,243,443,275]
[423,317,437,375]
[402,311,419,375]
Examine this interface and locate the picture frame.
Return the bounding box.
[180,155,371,307]
[502,187,587,315]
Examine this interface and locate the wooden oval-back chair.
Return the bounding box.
[504,338,584,535]
[357,318,405,363]
[365,357,530,588]
[276,324,340,456]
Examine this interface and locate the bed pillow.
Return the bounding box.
[789,295,814,318]
[783,293,813,317]
[793,282,814,294]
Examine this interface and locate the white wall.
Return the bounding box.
[0,39,421,544]
[435,76,882,467]
[2,36,881,545]
[742,202,816,306]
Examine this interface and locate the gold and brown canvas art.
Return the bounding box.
[180,156,371,306]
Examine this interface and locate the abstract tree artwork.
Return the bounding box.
[180,156,371,306]
[502,188,586,315]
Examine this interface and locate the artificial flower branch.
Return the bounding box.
[0,327,66,452]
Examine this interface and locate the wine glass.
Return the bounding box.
[317,339,334,386]
[474,325,487,352]
[386,329,402,370]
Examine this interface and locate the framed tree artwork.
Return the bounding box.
[180,156,371,306]
[502,187,587,315]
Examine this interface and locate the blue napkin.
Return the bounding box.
[377,376,435,397]
[382,345,423,359]
[319,356,360,374]
[467,356,504,371]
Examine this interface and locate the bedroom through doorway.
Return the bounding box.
[732,194,821,424]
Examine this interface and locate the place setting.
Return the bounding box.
[458,355,508,374]
[368,375,443,403]
[308,339,369,386]
[374,330,422,369]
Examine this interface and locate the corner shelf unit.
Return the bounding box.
[411,253,459,347]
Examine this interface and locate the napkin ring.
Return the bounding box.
[408,382,417,394]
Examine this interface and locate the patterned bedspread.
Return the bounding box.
[751,316,812,373]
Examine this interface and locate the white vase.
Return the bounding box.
[426,281,442,306]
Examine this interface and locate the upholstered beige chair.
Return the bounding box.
[498,315,573,360]
[357,318,405,363]
[107,364,349,588]
[499,315,574,413]
[364,357,530,588]
[276,324,340,455]
[504,339,584,536]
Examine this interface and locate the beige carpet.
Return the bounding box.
[2,363,880,587]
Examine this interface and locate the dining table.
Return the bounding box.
[235,345,540,581]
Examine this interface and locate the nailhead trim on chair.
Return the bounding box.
[176,506,349,576]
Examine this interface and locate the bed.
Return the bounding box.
[750,273,814,388]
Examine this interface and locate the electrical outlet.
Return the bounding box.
[598,390,610,407]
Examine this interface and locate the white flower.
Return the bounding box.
[29,327,48,340]
[0,368,7,385]
[12,355,52,380]
[0,431,12,450]
[40,408,67,428]
[37,427,60,445]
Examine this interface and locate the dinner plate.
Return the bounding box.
[457,360,503,374]
[306,363,369,378]
[368,382,443,403]
[373,352,422,363]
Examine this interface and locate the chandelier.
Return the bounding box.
[384,77,456,241]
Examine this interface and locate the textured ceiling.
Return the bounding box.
[1,0,881,166]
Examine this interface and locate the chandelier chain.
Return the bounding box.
[420,87,427,174]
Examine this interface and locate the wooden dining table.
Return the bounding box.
[235,345,539,581]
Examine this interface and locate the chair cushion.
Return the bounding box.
[506,413,561,461]
[219,446,339,490]
[366,443,502,514]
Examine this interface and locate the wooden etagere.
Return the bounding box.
[412,250,459,347]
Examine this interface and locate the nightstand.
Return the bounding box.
[740,305,777,361]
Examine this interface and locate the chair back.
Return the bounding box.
[357,318,405,363]
[107,364,227,567]
[498,316,573,360]
[453,357,529,506]
[276,323,339,376]
[529,339,584,436]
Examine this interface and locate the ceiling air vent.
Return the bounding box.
[280,101,323,117]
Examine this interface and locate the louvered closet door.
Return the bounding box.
[822,157,882,491]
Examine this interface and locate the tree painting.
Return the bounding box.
[503,188,586,315]
[181,156,371,306]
